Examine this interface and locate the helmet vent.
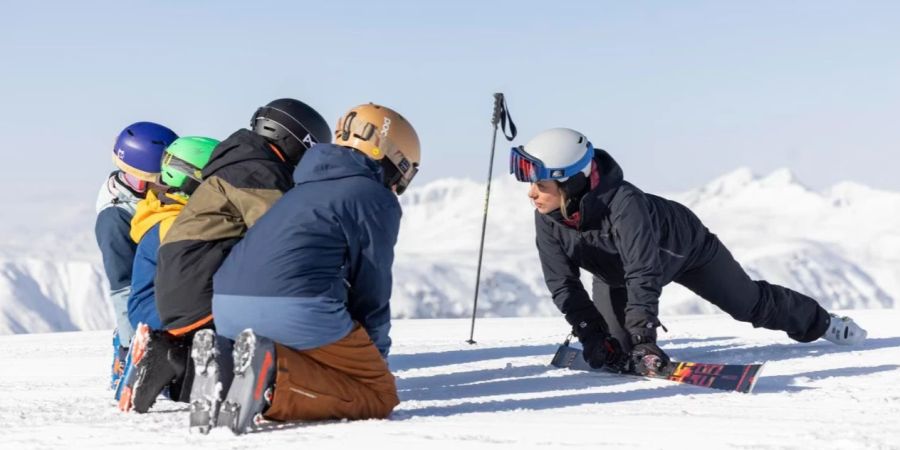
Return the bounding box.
[577,136,584,144]
[151,140,165,146]
[126,129,135,136]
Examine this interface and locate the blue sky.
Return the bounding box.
[1,1,898,202]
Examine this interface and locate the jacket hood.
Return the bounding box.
[202,129,288,177]
[129,189,186,243]
[293,143,385,186]
[547,148,625,227]
[590,149,625,196]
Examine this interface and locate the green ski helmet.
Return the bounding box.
[160,136,220,194]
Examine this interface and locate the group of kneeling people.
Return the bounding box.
[96,97,867,435]
[97,99,414,434]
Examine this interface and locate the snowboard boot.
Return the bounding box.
[822,313,867,346]
[110,329,129,391]
[114,344,134,402]
[119,323,187,413]
[217,329,276,435]
[165,336,195,404]
[189,329,235,434]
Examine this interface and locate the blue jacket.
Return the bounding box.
[125,189,187,330]
[95,171,141,292]
[127,223,163,330]
[212,144,401,357]
[95,171,142,343]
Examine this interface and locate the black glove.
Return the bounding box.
[599,337,633,373]
[630,342,670,375]
[574,321,629,371]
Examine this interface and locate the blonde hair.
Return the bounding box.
[558,182,572,220]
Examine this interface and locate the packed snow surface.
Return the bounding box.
[2,311,898,449]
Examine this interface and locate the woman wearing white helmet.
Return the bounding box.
[510,128,866,374]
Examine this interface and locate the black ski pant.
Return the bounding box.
[592,234,829,351]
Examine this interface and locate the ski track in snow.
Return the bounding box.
[2,311,899,449]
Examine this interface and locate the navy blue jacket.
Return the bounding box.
[212,144,401,357]
[127,223,163,330]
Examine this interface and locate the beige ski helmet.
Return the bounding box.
[335,103,420,194]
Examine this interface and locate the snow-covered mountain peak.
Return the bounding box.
[709,166,757,192]
[759,168,801,188]
[674,167,823,212]
[399,177,483,208]
[824,180,894,208]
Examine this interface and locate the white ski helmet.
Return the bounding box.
[510,128,594,183]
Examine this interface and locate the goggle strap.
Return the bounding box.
[508,144,594,182]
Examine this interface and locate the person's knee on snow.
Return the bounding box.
[98,121,177,391]
[207,103,419,433]
[266,330,398,422]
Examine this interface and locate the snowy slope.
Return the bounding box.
[1,312,898,449]
[2,169,899,334]
[0,185,107,334]
[0,256,109,334]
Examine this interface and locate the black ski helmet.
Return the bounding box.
[250,98,331,165]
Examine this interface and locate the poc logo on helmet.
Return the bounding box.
[117,148,125,159]
[381,117,392,137]
[398,158,411,173]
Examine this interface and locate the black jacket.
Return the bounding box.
[535,149,710,337]
[155,129,294,332]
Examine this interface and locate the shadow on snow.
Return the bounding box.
[386,337,900,418]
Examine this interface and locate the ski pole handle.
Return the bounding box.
[491,93,504,127]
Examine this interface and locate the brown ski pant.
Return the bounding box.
[264,324,399,421]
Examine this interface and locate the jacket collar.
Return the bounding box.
[293,143,385,186]
[551,149,624,229]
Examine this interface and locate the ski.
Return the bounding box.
[550,343,764,394]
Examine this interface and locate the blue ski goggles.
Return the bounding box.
[509,143,594,182]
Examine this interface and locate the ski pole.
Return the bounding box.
[467,93,516,344]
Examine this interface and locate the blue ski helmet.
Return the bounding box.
[112,122,178,181]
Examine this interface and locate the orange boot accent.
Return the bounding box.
[118,386,133,412]
[118,323,150,412]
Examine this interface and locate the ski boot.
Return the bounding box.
[189,329,235,434]
[110,329,129,391]
[119,323,189,413]
[114,344,134,402]
[822,313,867,346]
[166,338,195,404]
[217,329,277,435]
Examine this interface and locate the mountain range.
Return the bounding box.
[1,168,896,334]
